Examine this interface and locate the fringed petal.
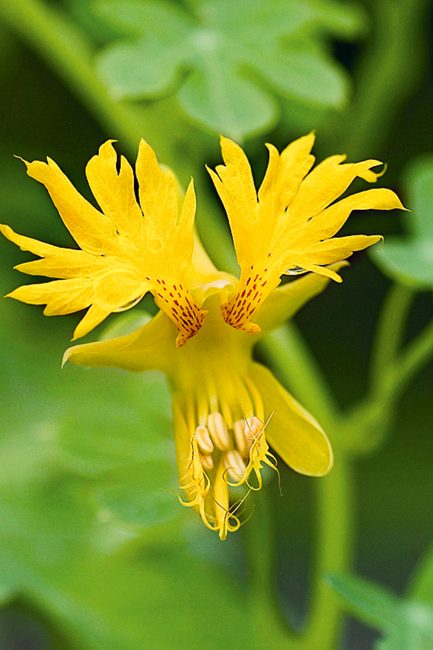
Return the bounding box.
[209,136,404,335]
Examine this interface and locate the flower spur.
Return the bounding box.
[0,135,403,538]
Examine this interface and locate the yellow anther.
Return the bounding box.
[224,450,247,483]
[195,425,214,454]
[245,416,263,440]
[207,412,231,450]
[200,453,214,472]
[233,419,250,458]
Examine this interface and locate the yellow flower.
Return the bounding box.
[1,135,403,539]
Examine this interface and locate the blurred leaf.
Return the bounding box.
[327,573,401,631]
[372,156,433,290]
[0,300,252,649]
[99,309,152,339]
[66,0,122,44]
[409,545,433,608]
[95,0,365,138]
[328,572,433,650]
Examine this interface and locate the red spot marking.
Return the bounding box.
[246,277,251,286]
[252,283,257,290]
[261,281,267,287]
[247,289,252,297]
[174,300,179,306]
[241,289,246,297]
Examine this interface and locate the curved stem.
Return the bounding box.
[0,0,182,167]
[302,455,353,649]
[343,316,433,455]
[259,325,354,649]
[245,489,296,649]
[323,0,430,158]
[385,317,433,400]
[370,283,414,393]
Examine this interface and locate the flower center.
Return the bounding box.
[177,374,277,540]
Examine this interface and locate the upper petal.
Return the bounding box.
[208,136,404,335]
[23,156,116,254]
[254,262,348,334]
[2,142,207,345]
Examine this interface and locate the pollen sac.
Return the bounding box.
[179,385,278,540]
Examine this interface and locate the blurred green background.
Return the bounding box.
[0,1,432,648]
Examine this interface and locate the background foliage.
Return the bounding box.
[0,0,432,648]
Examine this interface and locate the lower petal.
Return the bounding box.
[250,363,333,476]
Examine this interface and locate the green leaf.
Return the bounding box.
[95,0,365,138]
[328,572,433,650]
[327,573,401,632]
[179,66,277,140]
[371,155,433,290]
[97,37,186,99]
[96,472,181,528]
[0,302,252,649]
[405,156,433,241]
[409,545,433,608]
[373,240,433,289]
[248,42,348,108]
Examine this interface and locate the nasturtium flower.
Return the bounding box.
[1,135,403,539]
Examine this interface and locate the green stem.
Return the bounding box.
[324,0,430,158]
[0,0,238,277]
[302,455,353,649]
[343,317,433,455]
[0,0,180,166]
[259,325,354,649]
[245,490,296,649]
[381,316,433,405]
[370,283,414,393]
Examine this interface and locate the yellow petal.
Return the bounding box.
[2,142,207,344]
[73,305,111,340]
[85,140,143,238]
[251,363,333,476]
[300,188,404,242]
[255,262,348,334]
[63,311,175,372]
[7,278,92,315]
[287,155,384,223]
[208,136,404,335]
[258,133,316,217]
[23,157,116,254]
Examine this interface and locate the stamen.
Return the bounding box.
[195,425,214,454]
[233,419,251,458]
[224,450,247,483]
[200,453,214,471]
[245,416,263,440]
[207,412,231,450]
